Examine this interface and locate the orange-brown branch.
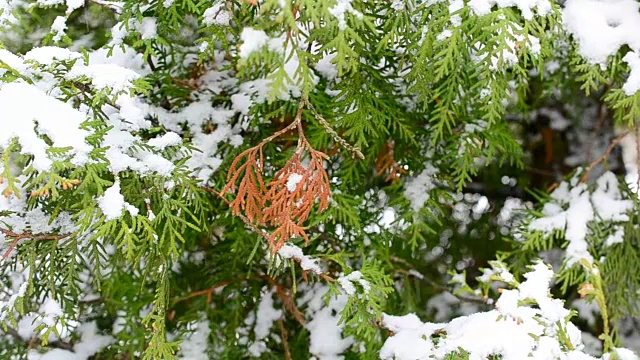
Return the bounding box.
[1,229,70,259]
[220,100,330,253]
[172,279,237,306]
[375,142,407,183]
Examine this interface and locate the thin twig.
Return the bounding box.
[580,131,629,183]
[1,229,70,259]
[146,57,157,72]
[278,318,293,360]
[172,279,238,305]
[2,326,73,351]
[303,99,365,160]
[255,101,306,151]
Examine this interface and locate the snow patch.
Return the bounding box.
[97,181,139,220]
[0,82,91,171]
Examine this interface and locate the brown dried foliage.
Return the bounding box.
[172,62,208,92]
[222,102,331,252]
[375,142,406,184]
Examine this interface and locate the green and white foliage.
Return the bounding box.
[0,0,639,359]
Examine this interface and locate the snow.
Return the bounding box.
[0,49,27,70]
[248,288,282,357]
[488,24,541,69]
[36,0,64,6]
[178,319,211,360]
[239,28,269,59]
[232,30,320,108]
[468,0,552,20]
[561,0,640,95]
[316,52,338,80]
[277,243,322,274]
[0,82,91,171]
[98,105,177,175]
[436,29,452,41]
[40,298,63,327]
[50,16,67,42]
[286,173,303,192]
[622,51,640,95]
[17,45,146,117]
[391,0,405,10]
[563,0,640,65]
[528,172,633,266]
[328,0,362,30]
[0,1,17,24]
[380,262,596,360]
[448,0,463,26]
[478,261,515,283]
[65,0,85,13]
[88,45,149,75]
[138,17,157,39]
[135,151,176,176]
[97,181,139,220]
[67,63,141,93]
[231,93,251,114]
[0,282,28,321]
[108,21,128,46]
[613,348,640,360]
[592,172,634,222]
[26,322,114,360]
[2,2,640,359]
[572,298,599,328]
[199,40,209,52]
[380,314,437,360]
[24,46,81,65]
[203,3,231,27]
[254,288,282,339]
[403,165,438,212]
[619,131,640,193]
[605,226,625,246]
[473,195,490,214]
[338,275,356,296]
[300,284,354,359]
[147,132,182,149]
[337,271,370,296]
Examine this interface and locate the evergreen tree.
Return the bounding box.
[0,0,640,359]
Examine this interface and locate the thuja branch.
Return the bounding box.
[579,260,614,353]
[221,100,331,252]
